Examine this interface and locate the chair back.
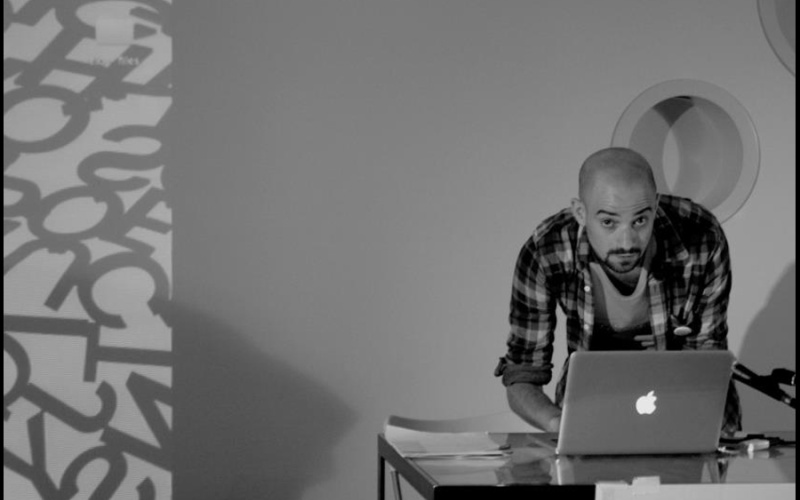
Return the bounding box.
[385,410,540,434]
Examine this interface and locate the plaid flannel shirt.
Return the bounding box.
[495,194,742,434]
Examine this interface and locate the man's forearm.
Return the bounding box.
[507,383,562,432]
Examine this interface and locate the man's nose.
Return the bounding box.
[619,227,637,249]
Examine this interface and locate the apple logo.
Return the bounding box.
[636,390,657,415]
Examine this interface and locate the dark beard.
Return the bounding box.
[603,250,643,274]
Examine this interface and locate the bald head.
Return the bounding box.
[578,148,657,201]
[572,147,659,275]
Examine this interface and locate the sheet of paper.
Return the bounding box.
[384,422,510,458]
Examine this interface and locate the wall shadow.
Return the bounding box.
[736,262,796,432]
[170,2,357,498]
[172,307,355,500]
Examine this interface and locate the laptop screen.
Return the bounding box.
[555,350,734,455]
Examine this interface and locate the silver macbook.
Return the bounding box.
[555,350,735,455]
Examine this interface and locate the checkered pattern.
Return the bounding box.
[496,194,742,434]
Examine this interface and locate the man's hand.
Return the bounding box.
[546,415,561,433]
[507,383,562,432]
[634,334,656,349]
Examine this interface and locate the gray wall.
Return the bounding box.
[172,1,795,499]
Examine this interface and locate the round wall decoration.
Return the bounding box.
[758,0,796,75]
[612,79,760,223]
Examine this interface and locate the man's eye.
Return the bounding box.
[600,220,615,228]
[634,217,649,227]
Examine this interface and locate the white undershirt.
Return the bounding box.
[590,262,650,331]
[589,239,656,332]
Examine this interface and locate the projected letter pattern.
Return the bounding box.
[4,1,172,498]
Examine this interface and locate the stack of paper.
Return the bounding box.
[383,419,511,459]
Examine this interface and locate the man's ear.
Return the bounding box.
[571,198,586,226]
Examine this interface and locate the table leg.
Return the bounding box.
[378,454,386,500]
[390,469,403,500]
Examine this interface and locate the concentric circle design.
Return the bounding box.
[612,80,760,223]
[758,0,796,75]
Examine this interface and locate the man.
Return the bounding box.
[495,147,741,435]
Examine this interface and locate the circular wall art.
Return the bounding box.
[758,0,796,75]
[612,79,760,223]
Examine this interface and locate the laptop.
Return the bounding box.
[554,350,734,455]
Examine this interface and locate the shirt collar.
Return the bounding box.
[575,225,592,271]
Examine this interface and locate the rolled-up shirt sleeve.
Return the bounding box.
[496,236,557,386]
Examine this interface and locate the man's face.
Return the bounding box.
[572,176,658,274]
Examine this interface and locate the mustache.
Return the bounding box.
[608,248,642,256]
